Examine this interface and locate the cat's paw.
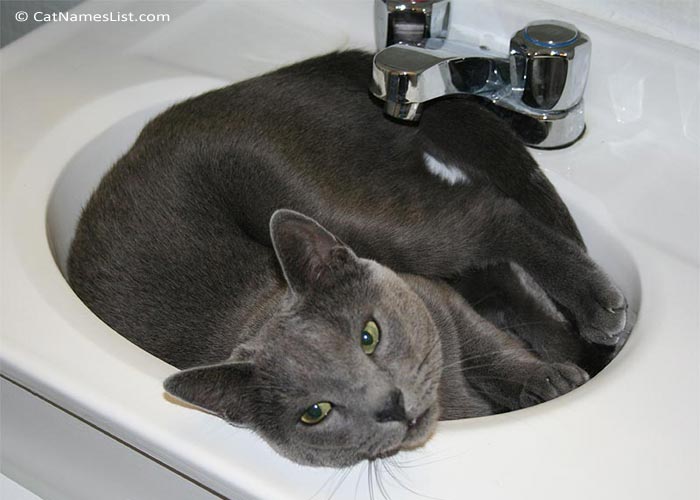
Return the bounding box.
[519,362,589,408]
[577,273,628,346]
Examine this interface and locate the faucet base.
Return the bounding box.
[386,95,587,149]
[507,100,586,149]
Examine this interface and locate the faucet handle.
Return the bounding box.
[509,20,591,111]
[374,0,450,50]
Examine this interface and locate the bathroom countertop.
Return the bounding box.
[1,1,698,499]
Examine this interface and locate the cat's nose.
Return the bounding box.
[374,389,407,423]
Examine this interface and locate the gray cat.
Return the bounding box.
[68,51,628,467]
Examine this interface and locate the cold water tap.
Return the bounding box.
[371,0,591,149]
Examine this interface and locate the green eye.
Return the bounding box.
[300,402,332,425]
[361,320,380,355]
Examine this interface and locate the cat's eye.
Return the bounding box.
[300,402,333,425]
[361,320,380,355]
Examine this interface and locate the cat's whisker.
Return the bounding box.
[381,458,449,500]
[383,457,408,481]
[465,374,535,384]
[439,358,525,375]
[325,465,354,500]
[374,459,392,500]
[309,463,357,500]
[415,335,442,377]
[394,445,457,466]
[307,467,343,500]
[394,448,470,470]
[367,461,375,500]
[354,462,368,500]
[434,346,541,374]
[323,470,345,500]
[380,459,410,493]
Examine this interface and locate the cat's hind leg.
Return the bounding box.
[414,101,629,346]
[473,199,628,347]
[418,97,584,246]
[441,286,590,412]
[455,263,619,376]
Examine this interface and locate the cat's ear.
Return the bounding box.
[269,209,357,294]
[163,362,254,423]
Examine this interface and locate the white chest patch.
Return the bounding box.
[422,152,469,185]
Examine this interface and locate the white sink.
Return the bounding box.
[2,1,697,499]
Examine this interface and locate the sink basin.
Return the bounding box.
[2,1,697,499]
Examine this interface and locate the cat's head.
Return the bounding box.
[164,209,443,467]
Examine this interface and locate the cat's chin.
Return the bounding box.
[372,404,440,460]
[401,404,440,451]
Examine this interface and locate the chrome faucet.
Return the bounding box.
[371,0,591,149]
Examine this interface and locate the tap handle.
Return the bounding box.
[509,20,591,111]
[374,0,450,50]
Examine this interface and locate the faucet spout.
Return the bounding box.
[371,41,511,121]
[371,1,592,149]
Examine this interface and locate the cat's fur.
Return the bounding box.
[68,51,628,467]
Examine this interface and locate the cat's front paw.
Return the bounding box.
[577,272,628,346]
[519,362,589,408]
